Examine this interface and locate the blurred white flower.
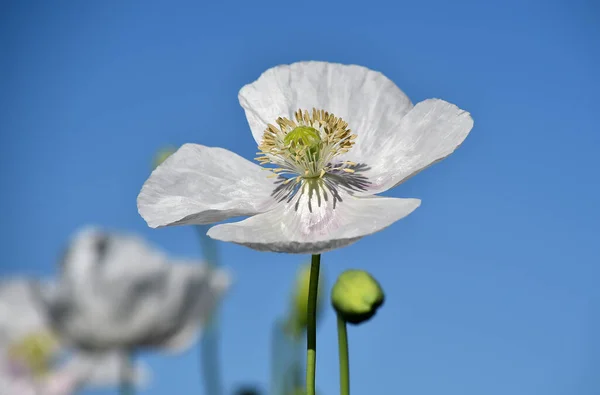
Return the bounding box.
[42,227,231,352]
[137,61,473,254]
[0,279,147,395]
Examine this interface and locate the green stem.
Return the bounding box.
[306,254,321,395]
[196,225,219,267]
[119,351,134,395]
[270,321,283,395]
[336,314,350,395]
[200,326,222,395]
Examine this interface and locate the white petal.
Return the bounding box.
[207,194,420,254]
[356,99,474,195]
[37,375,79,395]
[39,375,77,395]
[45,228,231,351]
[0,279,50,350]
[238,61,413,160]
[137,143,277,228]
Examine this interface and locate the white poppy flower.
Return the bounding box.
[42,227,231,352]
[0,279,147,395]
[137,61,474,254]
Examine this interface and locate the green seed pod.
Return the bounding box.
[331,270,385,325]
[284,126,322,158]
[152,146,177,169]
[288,263,325,336]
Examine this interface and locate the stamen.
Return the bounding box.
[258,108,368,208]
[256,108,356,177]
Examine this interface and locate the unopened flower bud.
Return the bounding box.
[152,147,177,169]
[288,263,325,336]
[331,270,384,325]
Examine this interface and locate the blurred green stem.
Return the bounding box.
[196,225,219,267]
[306,254,321,395]
[292,335,304,391]
[270,322,283,395]
[336,314,350,395]
[120,351,133,395]
[196,225,222,395]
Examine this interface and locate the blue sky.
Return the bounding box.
[1,0,599,394]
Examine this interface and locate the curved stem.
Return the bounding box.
[306,254,321,395]
[336,314,350,395]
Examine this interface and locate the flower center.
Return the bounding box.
[8,332,58,377]
[256,108,357,179]
[256,108,370,208]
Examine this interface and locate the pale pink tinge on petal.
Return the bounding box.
[42,372,79,395]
